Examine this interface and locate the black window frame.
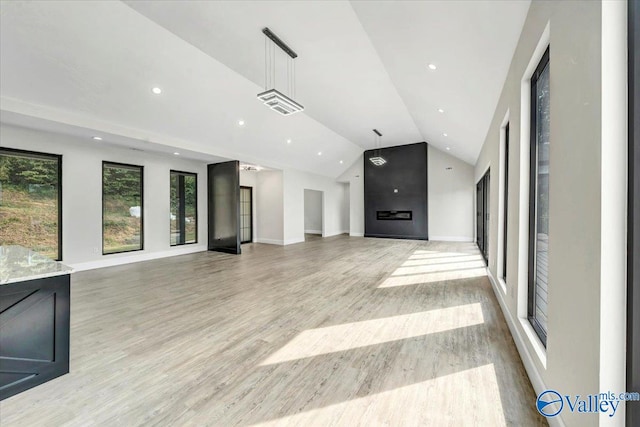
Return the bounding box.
[102,161,144,255]
[502,123,510,281]
[528,46,550,347]
[628,1,640,425]
[0,147,63,261]
[170,170,198,246]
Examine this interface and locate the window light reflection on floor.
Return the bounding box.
[260,303,484,366]
[249,364,507,427]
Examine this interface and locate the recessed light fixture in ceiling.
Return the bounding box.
[443,133,448,137]
[258,28,304,116]
[428,64,437,70]
[317,151,322,156]
[438,108,444,113]
[446,147,450,151]
[92,136,102,141]
[173,152,180,156]
[152,87,162,94]
[287,139,292,144]
[237,119,245,127]
[339,160,343,164]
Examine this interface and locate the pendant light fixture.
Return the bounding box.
[369,129,387,166]
[257,28,304,116]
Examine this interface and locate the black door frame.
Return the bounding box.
[240,186,253,244]
[628,1,640,425]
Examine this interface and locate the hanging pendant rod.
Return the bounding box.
[373,129,382,137]
[262,27,298,59]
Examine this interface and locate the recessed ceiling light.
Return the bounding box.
[173,152,180,156]
[339,160,343,164]
[317,151,322,156]
[237,119,245,126]
[438,108,444,113]
[443,133,448,137]
[92,136,102,141]
[152,87,162,94]
[446,147,450,151]
[287,139,292,144]
[428,64,437,70]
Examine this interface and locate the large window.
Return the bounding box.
[528,47,550,346]
[0,148,62,260]
[102,162,143,254]
[502,123,509,281]
[170,171,197,246]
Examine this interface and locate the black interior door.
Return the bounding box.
[240,186,252,244]
[484,173,490,260]
[207,161,241,255]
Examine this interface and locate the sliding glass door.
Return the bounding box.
[240,186,252,244]
[476,170,490,261]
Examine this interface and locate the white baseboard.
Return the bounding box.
[429,236,474,242]
[69,244,207,272]
[324,231,347,238]
[256,238,284,245]
[284,238,305,245]
[349,232,364,237]
[485,269,566,427]
[304,229,322,235]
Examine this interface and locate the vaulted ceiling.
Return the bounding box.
[0,1,529,177]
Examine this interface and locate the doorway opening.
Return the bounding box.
[304,189,323,242]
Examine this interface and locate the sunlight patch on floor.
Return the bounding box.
[392,259,486,276]
[379,268,487,288]
[249,364,507,427]
[259,304,484,366]
[401,254,484,267]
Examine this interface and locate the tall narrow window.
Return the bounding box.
[528,47,550,345]
[0,148,62,260]
[502,123,510,280]
[102,162,143,254]
[170,171,197,246]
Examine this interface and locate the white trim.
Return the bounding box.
[284,238,305,245]
[69,244,207,271]
[324,230,347,238]
[304,229,322,235]
[486,269,564,427]
[256,238,284,245]
[428,236,474,242]
[349,232,364,237]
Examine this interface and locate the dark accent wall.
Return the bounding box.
[207,161,241,255]
[364,142,428,239]
[628,1,640,425]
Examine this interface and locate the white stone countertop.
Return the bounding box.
[0,245,73,285]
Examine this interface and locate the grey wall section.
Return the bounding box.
[207,161,240,254]
[364,142,428,239]
[304,189,323,234]
[628,0,640,425]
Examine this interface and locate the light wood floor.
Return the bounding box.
[0,236,546,426]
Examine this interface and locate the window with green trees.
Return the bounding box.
[0,148,62,260]
[103,162,143,254]
[170,171,197,245]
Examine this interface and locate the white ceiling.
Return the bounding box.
[0,1,530,176]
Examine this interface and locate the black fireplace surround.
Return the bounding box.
[364,142,428,240]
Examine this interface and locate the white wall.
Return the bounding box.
[255,169,284,245]
[0,123,208,271]
[303,189,323,234]
[283,168,349,244]
[337,155,364,237]
[474,2,627,426]
[428,145,474,242]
